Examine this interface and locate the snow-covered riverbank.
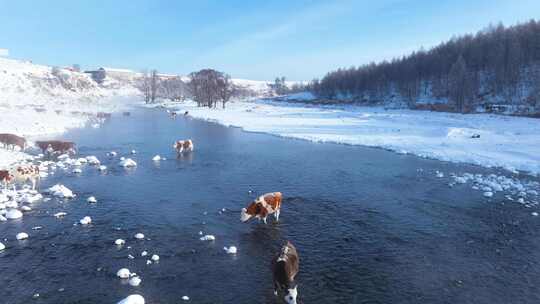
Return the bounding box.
[0,57,139,169]
[162,99,540,176]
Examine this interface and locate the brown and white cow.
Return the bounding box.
[240,192,282,224]
[173,139,194,154]
[2,165,40,190]
[272,241,300,304]
[36,140,76,155]
[0,170,12,189]
[0,133,27,151]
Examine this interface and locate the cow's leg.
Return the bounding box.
[274,209,280,222]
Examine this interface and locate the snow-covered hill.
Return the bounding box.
[0,57,140,168]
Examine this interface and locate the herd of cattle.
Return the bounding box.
[1,126,300,303]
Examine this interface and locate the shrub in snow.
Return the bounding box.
[77,157,88,164]
[129,276,141,286]
[134,233,145,240]
[141,251,148,257]
[86,156,100,165]
[115,239,125,246]
[107,151,117,157]
[152,155,161,161]
[16,232,29,240]
[47,184,75,198]
[98,165,107,171]
[200,235,215,241]
[146,260,152,265]
[151,254,159,262]
[182,296,190,301]
[6,209,23,219]
[224,246,237,254]
[0,242,5,250]
[72,168,82,174]
[116,268,131,279]
[119,158,137,168]
[117,294,145,304]
[87,196,97,203]
[79,216,92,225]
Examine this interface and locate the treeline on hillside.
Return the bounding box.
[310,20,540,113]
[139,68,251,108]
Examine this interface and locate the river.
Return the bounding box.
[1,108,539,304]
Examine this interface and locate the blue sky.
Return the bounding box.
[1,0,539,80]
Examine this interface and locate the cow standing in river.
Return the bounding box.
[272,241,300,304]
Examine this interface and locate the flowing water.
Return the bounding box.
[1,108,540,304]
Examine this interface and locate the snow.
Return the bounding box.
[151,254,160,261]
[224,246,237,254]
[54,212,67,218]
[163,99,540,175]
[87,196,97,203]
[116,268,131,279]
[0,242,5,250]
[5,209,23,219]
[86,156,100,165]
[152,155,161,161]
[115,239,126,246]
[134,233,145,240]
[119,158,137,168]
[47,184,75,198]
[79,216,92,225]
[0,57,138,170]
[182,296,190,301]
[129,276,142,286]
[200,235,216,241]
[98,165,107,171]
[16,232,29,240]
[117,294,145,304]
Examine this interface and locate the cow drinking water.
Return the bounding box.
[240,192,282,224]
[272,241,300,304]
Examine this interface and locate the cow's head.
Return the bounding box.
[240,207,252,222]
[284,285,298,304]
[240,201,259,222]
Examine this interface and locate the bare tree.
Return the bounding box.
[139,70,151,103]
[150,70,159,103]
[188,69,233,108]
[160,77,188,101]
[138,69,160,103]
